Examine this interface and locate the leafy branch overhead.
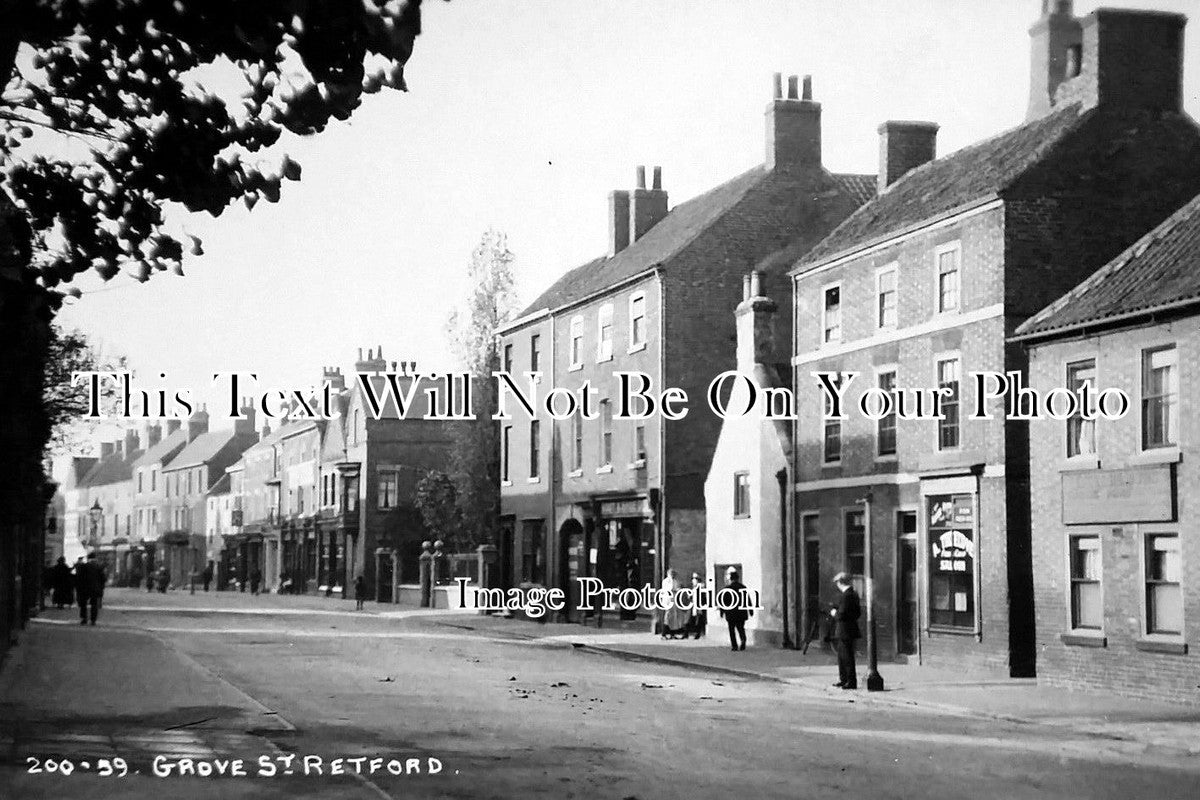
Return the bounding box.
[0,0,425,303]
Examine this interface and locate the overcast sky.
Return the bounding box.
[56,0,1200,432]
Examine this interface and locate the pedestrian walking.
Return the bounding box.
[830,572,862,690]
[146,569,155,592]
[250,568,262,595]
[720,567,752,651]
[50,556,74,609]
[659,569,689,639]
[157,567,170,593]
[202,564,213,592]
[75,553,106,625]
[687,572,707,639]
[354,574,366,611]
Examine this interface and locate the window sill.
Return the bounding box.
[596,465,613,475]
[927,625,976,637]
[628,459,646,470]
[1135,638,1188,655]
[501,480,513,488]
[1061,632,1107,648]
[526,477,541,484]
[1058,454,1100,472]
[733,513,751,521]
[568,363,583,373]
[822,460,842,468]
[595,354,613,364]
[875,453,898,463]
[1131,447,1181,465]
[627,342,647,355]
[567,469,583,479]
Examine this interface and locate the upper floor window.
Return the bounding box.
[733,472,750,518]
[1141,346,1177,450]
[1145,534,1181,636]
[936,243,960,314]
[137,471,143,493]
[529,420,541,480]
[633,424,646,463]
[876,264,898,329]
[569,316,584,369]
[937,357,961,450]
[629,293,647,351]
[597,303,614,362]
[1066,359,1097,457]
[822,284,842,344]
[1069,535,1102,630]
[503,343,513,374]
[599,399,613,467]
[151,469,157,492]
[823,419,841,464]
[377,470,398,509]
[877,370,898,457]
[530,334,541,373]
[352,410,361,445]
[570,411,583,473]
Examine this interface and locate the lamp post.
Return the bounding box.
[88,499,102,553]
[856,493,884,692]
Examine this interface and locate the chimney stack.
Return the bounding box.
[99,441,115,460]
[629,165,668,242]
[735,271,778,369]
[233,397,257,437]
[766,73,821,171]
[354,346,388,374]
[185,405,209,442]
[1028,5,1185,119]
[608,190,630,257]
[139,421,162,451]
[877,121,939,193]
[164,419,181,436]
[322,366,346,392]
[122,428,139,459]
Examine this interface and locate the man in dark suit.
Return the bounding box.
[76,552,107,625]
[719,568,753,652]
[830,572,861,689]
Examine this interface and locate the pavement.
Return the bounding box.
[426,611,1200,756]
[2,589,1198,799]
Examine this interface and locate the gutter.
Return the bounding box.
[1010,295,1200,345]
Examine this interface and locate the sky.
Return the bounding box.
[55,0,1200,434]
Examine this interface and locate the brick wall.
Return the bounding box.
[1028,318,1199,704]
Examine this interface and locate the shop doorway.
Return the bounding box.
[559,519,586,623]
[897,510,918,655]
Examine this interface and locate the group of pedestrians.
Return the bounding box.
[46,553,107,625]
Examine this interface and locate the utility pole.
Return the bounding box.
[858,493,884,691]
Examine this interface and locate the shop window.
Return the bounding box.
[1145,534,1182,635]
[928,494,975,630]
[1069,536,1102,630]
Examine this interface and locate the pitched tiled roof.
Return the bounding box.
[133,427,188,469]
[518,167,876,318]
[207,472,232,496]
[167,429,252,471]
[80,449,140,488]
[798,104,1090,267]
[1015,192,1200,339]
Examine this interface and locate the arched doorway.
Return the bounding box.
[559,518,586,623]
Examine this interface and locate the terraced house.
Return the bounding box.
[787,2,1200,675]
[497,74,875,617]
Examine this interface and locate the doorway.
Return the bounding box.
[801,514,820,643]
[559,519,586,622]
[897,510,918,655]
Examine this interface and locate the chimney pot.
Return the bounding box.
[750,271,762,298]
[802,75,813,101]
[742,274,751,301]
[651,166,662,191]
[629,167,668,242]
[786,75,799,100]
[635,165,646,190]
[772,72,782,99]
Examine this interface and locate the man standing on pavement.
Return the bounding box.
[720,567,752,652]
[75,552,107,625]
[202,563,213,592]
[830,572,861,689]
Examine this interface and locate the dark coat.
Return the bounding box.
[832,586,861,641]
[51,563,74,605]
[76,560,107,599]
[719,580,753,625]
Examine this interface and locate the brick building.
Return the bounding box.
[787,3,1200,675]
[497,74,873,615]
[1014,191,1200,704]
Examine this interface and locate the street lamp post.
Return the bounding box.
[857,493,885,692]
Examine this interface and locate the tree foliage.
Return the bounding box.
[42,323,124,454]
[445,229,517,547]
[0,0,426,305]
[413,469,462,550]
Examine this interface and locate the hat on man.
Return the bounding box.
[726,566,739,577]
[832,571,850,585]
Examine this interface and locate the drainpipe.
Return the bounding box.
[777,467,792,648]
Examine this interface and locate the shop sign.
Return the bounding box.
[1061,465,1174,525]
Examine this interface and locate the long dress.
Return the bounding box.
[661,576,690,637]
[51,563,74,608]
